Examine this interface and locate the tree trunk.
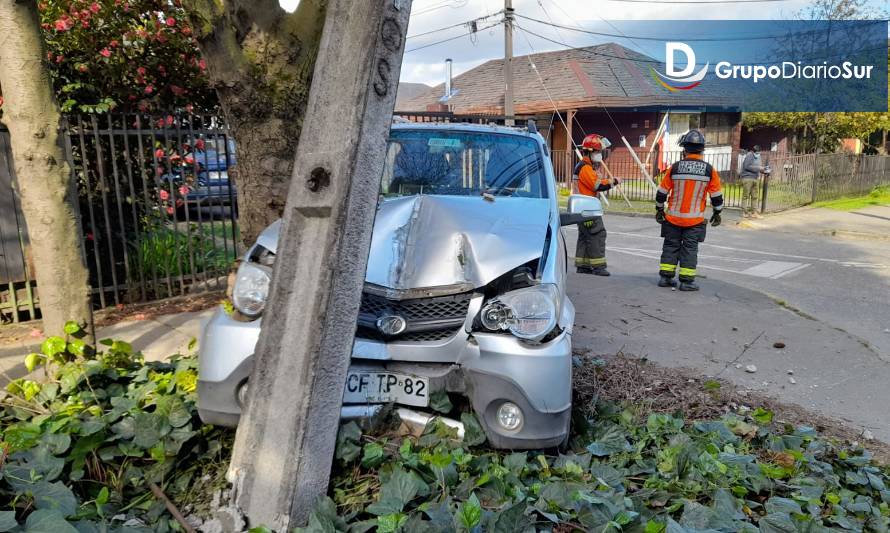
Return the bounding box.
[0,0,93,338]
[183,0,326,244]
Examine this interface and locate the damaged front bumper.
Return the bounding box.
[197,307,572,449]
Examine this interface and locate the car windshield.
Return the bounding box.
[380,129,547,198]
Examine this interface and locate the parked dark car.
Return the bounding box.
[160,137,238,214]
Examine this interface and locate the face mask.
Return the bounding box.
[592,153,603,163]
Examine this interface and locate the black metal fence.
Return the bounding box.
[66,114,240,309]
[0,114,240,324]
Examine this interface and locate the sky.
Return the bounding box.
[276,0,889,87]
[398,0,887,86]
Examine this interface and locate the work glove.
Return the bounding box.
[655,207,665,224]
[710,211,722,227]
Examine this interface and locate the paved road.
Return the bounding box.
[566,211,890,441]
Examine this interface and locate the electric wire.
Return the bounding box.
[407,11,503,40]
[405,21,502,53]
[515,13,883,42]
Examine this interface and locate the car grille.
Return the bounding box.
[355,291,473,343]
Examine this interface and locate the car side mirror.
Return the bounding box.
[560,194,603,226]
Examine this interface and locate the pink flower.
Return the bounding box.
[166,206,175,215]
[179,185,190,195]
[109,40,119,47]
[184,155,195,165]
[166,17,176,26]
[55,55,64,63]
[156,118,165,128]
[89,2,100,13]
[159,189,170,200]
[77,64,88,72]
[155,167,164,176]
[198,58,207,71]
[54,17,72,31]
[194,139,205,151]
[181,26,191,35]
[47,51,53,60]
[154,148,165,158]
[81,20,89,28]
[144,85,154,95]
[165,115,174,126]
[99,47,111,58]
[136,66,146,76]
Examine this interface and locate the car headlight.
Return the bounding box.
[232,262,271,318]
[479,284,559,341]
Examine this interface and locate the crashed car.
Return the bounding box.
[197,122,603,449]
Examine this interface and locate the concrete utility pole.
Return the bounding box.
[504,0,515,125]
[226,0,412,529]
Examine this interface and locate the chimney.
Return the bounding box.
[444,58,453,99]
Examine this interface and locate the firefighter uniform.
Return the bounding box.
[655,130,723,291]
[574,156,612,274]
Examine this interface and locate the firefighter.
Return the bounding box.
[655,129,723,291]
[573,133,620,276]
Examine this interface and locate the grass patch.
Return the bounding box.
[814,185,890,211]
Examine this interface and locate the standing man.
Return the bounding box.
[740,145,766,218]
[574,133,620,276]
[655,130,723,291]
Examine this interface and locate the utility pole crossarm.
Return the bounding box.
[226,1,412,529]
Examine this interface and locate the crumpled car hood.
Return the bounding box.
[365,195,550,292]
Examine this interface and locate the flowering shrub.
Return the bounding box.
[38,0,216,113]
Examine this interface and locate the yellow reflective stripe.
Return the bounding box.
[576,257,606,266]
[679,267,696,277]
[659,263,677,272]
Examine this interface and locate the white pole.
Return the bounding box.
[622,136,659,191]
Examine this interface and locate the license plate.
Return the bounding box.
[342,371,429,407]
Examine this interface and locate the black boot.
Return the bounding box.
[679,280,699,291]
[658,275,677,287]
[592,267,611,277]
[576,266,593,274]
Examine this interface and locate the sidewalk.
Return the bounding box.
[739,205,890,240]
[0,307,216,383]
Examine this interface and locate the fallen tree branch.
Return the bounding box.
[149,482,195,533]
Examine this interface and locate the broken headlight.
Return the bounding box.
[479,284,559,342]
[232,262,271,318]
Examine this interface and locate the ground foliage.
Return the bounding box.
[307,359,890,532]
[0,323,234,531]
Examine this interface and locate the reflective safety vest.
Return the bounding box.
[658,154,723,227]
[573,158,610,197]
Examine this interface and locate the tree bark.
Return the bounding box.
[183,0,326,244]
[0,0,93,338]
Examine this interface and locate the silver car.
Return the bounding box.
[197,122,602,449]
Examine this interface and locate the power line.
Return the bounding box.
[407,11,503,40]
[515,13,882,42]
[412,0,469,16]
[405,21,502,53]
[516,22,886,67]
[604,0,792,3]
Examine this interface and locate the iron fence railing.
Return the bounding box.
[63,114,240,310]
[2,114,240,324]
